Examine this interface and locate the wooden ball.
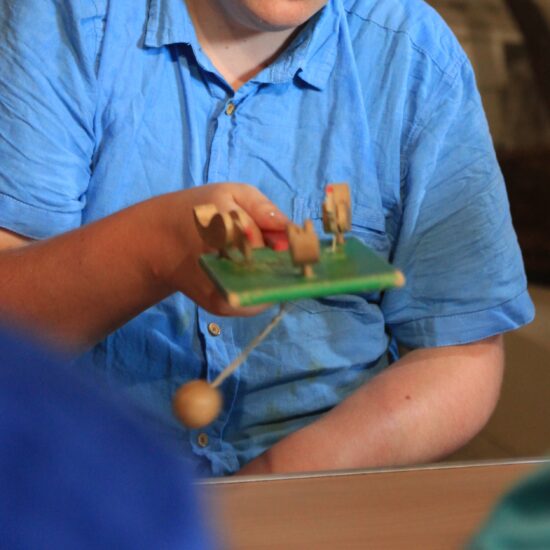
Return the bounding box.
[172,380,222,429]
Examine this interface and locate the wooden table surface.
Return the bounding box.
[202,459,548,550]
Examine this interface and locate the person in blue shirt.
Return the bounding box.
[0,0,534,476]
[0,323,215,549]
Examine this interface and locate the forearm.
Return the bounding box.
[0,194,185,350]
[0,184,287,350]
[239,336,504,475]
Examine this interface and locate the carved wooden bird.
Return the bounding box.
[322,182,351,246]
[287,219,320,278]
[193,204,253,262]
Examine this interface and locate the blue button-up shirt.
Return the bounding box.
[0,0,534,475]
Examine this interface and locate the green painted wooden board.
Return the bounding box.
[199,237,405,307]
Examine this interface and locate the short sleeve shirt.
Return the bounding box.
[0,0,534,475]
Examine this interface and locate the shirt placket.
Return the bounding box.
[193,83,251,473]
[192,312,238,469]
[206,88,241,183]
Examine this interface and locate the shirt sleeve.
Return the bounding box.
[382,58,534,348]
[0,0,105,239]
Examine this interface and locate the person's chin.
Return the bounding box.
[240,1,327,32]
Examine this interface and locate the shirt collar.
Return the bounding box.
[144,0,341,91]
[290,0,342,90]
[144,0,198,49]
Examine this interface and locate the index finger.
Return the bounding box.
[232,185,289,231]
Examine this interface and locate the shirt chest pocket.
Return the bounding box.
[291,196,390,315]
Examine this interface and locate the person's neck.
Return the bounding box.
[186,1,300,91]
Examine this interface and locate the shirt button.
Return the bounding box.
[208,322,221,337]
[225,102,235,116]
[197,433,209,448]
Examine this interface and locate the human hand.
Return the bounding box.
[148,183,288,316]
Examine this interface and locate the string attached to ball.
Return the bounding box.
[172,304,288,429]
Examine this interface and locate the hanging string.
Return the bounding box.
[211,304,289,388]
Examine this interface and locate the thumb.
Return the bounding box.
[233,185,289,231]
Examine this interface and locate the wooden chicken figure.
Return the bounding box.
[287,219,320,278]
[322,183,351,249]
[193,204,253,263]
